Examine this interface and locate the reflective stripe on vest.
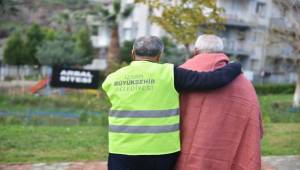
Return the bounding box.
[109,123,179,133]
[109,109,179,118]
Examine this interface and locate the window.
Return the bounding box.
[256,2,266,17]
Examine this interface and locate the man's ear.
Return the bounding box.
[131,49,135,61]
[156,55,160,62]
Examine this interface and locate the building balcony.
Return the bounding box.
[223,40,251,57]
[266,43,294,59]
[273,0,300,7]
[269,17,288,31]
[269,17,297,33]
[224,13,252,30]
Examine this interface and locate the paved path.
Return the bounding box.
[0,162,107,170]
[262,156,300,170]
[0,156,299,170]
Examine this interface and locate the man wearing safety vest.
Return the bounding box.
[102,36,242,170]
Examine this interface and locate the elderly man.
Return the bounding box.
[176,34,263,170]
[102,36,242,170]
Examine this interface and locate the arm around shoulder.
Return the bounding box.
[174,62,242,92]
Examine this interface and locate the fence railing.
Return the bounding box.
[0,65,48,80]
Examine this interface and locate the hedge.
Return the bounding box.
[254,84,295,95]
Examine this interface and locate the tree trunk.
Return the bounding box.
[184,44,191,61]
[293,66,300,107]
[17,65,21,80]
[37,65,43,80]
[66,23,72,33]
[17,65,25,94]
[106,25,120,74]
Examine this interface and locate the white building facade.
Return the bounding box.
[86,0,165,70]
[88,0,299,83]
[216,0,272,82]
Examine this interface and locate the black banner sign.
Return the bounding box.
[50,67,100,89]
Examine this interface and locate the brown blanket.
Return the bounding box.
[176,53,263,170]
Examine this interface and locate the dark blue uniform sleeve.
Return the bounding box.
[174,62,242,92]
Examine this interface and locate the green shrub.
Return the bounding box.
[254,84,295,95]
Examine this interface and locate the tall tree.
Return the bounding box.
[74,27,95,65]
[269,0,300,107]
[135,0,224,58]
[36,31,93,66]
[23,23,46,66]
[93,0,133,73]
[3,31,26,79]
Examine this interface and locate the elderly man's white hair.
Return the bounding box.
[194,34,224,53]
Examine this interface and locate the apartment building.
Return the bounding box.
[0,0,298,82]
[219,0,300,83]
[264,0,300,83]
[217,0,271,78]
[86,0,164,70]
[88,0,299,83]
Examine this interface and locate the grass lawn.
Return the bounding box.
[0,123,299,163]
[262,123,300,155]
[0,125,108,163]
[0,94,300,163]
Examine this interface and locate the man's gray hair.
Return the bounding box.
[194,34,224,53]
[133,36,164,57]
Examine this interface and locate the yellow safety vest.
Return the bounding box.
[102,61,180,155]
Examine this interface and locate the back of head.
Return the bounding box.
[133,36,164,57]
[195,34,224,53]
